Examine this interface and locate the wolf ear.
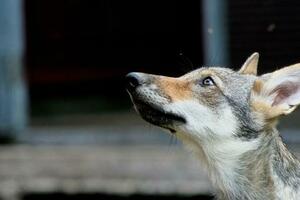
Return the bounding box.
[251,64,300,118]
[239,53,259,75]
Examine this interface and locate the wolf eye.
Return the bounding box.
[201,77,214,86]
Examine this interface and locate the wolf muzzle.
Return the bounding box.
[125,72,185,132]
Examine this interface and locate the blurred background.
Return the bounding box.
[1,0,300,199]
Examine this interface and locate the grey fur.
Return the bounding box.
[127,64,300,200]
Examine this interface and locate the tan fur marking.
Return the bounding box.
[251,97,288,123]
[251,100,270,115]
[251,80,283,122]
[157,77,192,101]
[252,80,263,94]
[251,100,280,127]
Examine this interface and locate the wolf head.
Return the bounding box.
[126,53,300,199]
[127,53,300,142]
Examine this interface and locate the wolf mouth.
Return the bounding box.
[133,100,186,131]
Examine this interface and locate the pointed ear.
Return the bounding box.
[251,64,300,119]
[239,53,259,75]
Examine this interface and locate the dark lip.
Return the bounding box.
[127,89,186,132]
[134,100,186,128]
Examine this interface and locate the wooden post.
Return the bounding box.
[0,0,27,140]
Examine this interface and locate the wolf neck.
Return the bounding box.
[201,136,267,200]
[189,128,299,200]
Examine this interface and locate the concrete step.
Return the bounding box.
[0,145,211,200]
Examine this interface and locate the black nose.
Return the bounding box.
[126,72,144,90]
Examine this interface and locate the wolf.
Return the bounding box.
[126,53,300,200]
